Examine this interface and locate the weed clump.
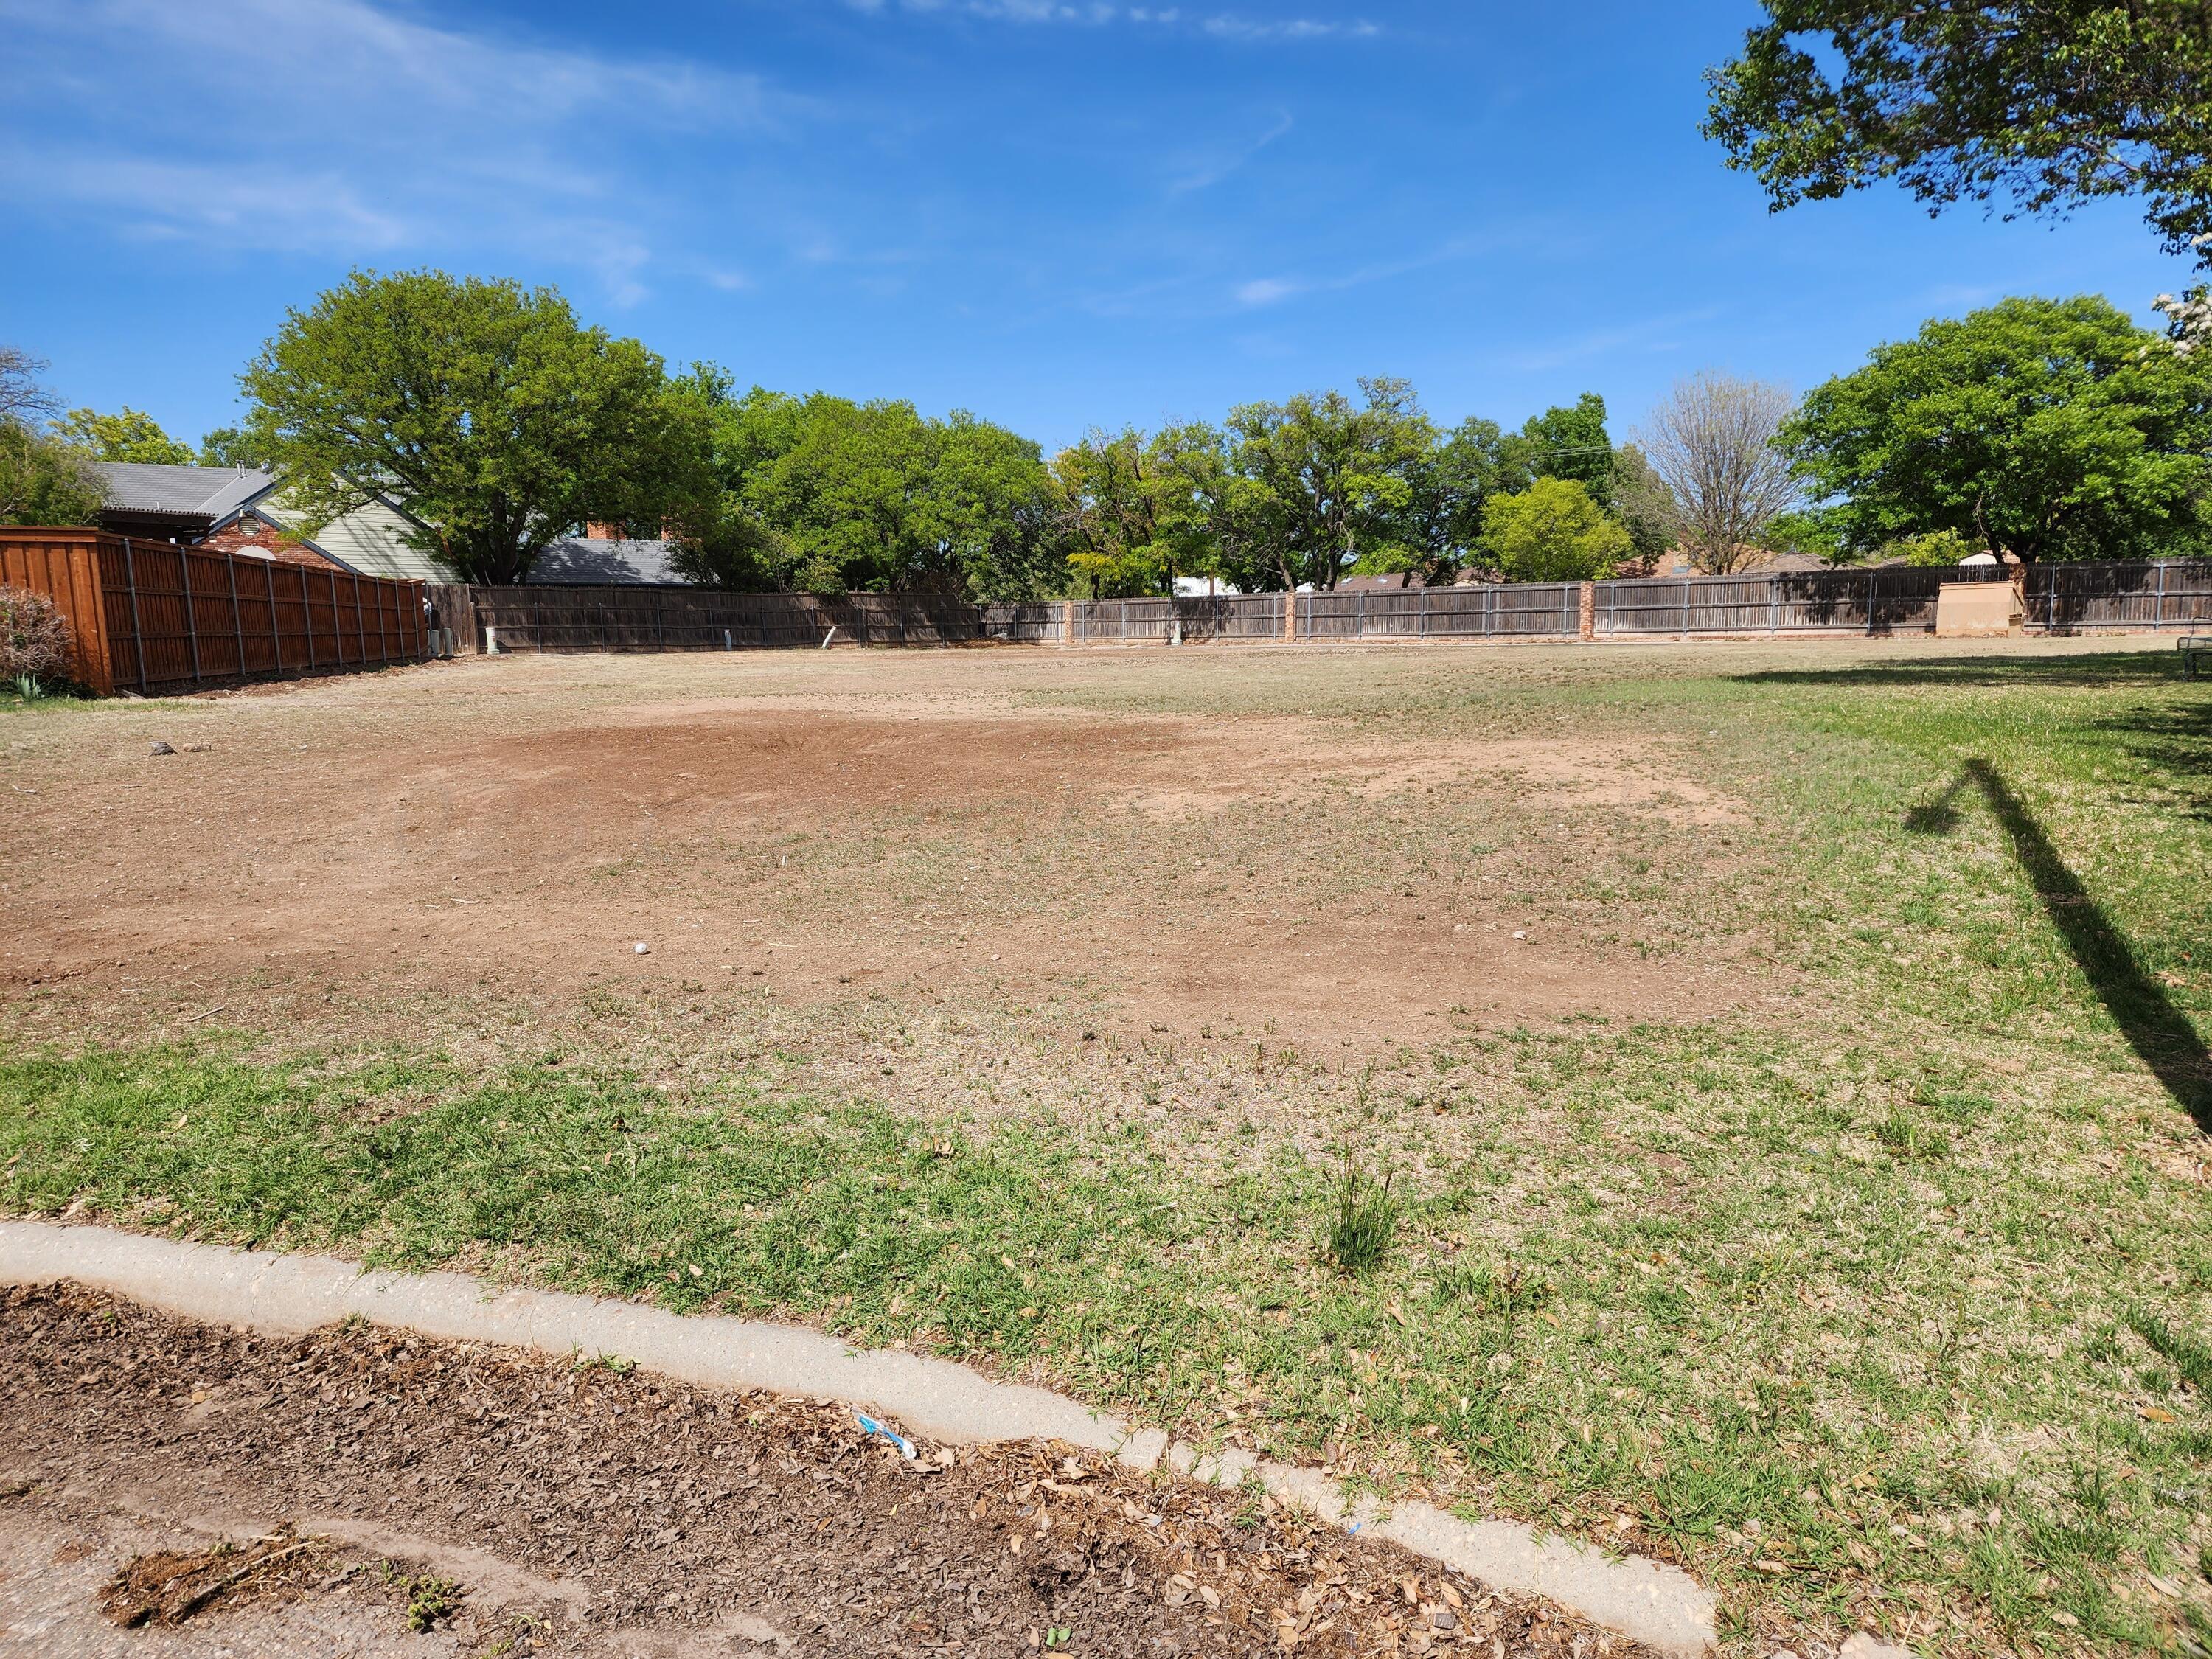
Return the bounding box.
[1324,1158,1396,1274]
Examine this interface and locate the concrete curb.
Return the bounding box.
[0,1220,1714,1655]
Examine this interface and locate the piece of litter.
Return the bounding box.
[1512,930,1527,941]
[855,1411,918,1460]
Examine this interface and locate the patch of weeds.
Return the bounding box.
[1872,1105,1950,1161]
[1323,1155,1396,1275]
[380,1565,462,1632]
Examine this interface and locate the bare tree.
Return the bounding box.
[0,347,59,428]
[1634,372,1799,574]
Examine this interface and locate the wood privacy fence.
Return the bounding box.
[1,528,429,695]
[414,557,2212,659]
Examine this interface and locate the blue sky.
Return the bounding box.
[0,0,2188,455]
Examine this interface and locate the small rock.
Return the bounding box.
[148,740,175,756]
[633,942,650,955]
[1840,1633,1916,1659]
[1512,929,1527,941]
[179,742,208,753]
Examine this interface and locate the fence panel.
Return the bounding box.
[2028,561,2212,632]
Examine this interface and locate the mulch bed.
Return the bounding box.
[0,1281,1652,1656]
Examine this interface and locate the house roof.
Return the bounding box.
[529,537,686,585]
[98,463,277,521]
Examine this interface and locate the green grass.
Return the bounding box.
[5,644,2212,1656]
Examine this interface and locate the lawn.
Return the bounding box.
[3,639,2209,1657]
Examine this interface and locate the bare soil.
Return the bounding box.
[0,1283,1652,1658]
[1,650,1775,1057]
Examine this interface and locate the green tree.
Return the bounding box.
[670,370,1055,598]
[52,407,192,465]
[1609,444,1679,571]
[1781,295,2212,561]
[197,427,261,468]
[1478,477,1632,581]
[1225,378,1436,590]
[240,270,708,584]
[1505,394,1613,507]
[1705,4,2212,263]
[0,422,108,526]
[0,349,105,526]
[1048,422,1239,597]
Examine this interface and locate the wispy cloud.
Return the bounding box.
[0,0,805,303]
[1500,307,1723,373]
[1236,276,1302,307]
[841,0,1380,39]
[1231,232,1528,311]
[1167,111,1293,195]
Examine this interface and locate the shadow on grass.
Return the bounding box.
[1908,759,2212,1132]
[1734,650,2188,689]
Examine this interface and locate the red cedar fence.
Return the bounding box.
[1,527,429,695]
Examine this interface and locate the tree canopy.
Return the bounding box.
[1222,378,1439,591]
[52,407,193,465]
[1705,3,2212,262]
[0,349,105,528]
[1781,295,2212,561]
[1478,476,1632,581]
[241,271,708,584]
[668,371,1057,599]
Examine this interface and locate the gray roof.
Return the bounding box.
[528,537,689,585]
[98,462,276,519]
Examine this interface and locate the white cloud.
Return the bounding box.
[0,0,805,302]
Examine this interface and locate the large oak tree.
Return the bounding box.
[242,271,708,584]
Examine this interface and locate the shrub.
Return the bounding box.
[0,585,71,686]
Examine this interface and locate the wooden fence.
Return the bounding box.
[1,528,429,695]
[380,557,2212,664]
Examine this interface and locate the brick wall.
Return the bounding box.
[195,518,344,571]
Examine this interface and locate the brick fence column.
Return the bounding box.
[1062,597,1075,648]
[1284,589,1297,643]
[1579,581,1595,641]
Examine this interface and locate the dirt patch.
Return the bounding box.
[0,654,1772,1054]
[1,1282,1653,1658]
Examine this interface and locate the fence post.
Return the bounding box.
[225,552,244,675]
[1120,598,1128,641]
[1419,585,1428,640]
[1356,588,1365,640]
[1768,575,1779,636]
[2156,560,2168,632]
[1682,580,1691,639]
[1062,597,1075,647]
[265,560,282,672]
[1283,590,1295,643]
[1865,568,1876,636]
[353,574,368,662]
[179,545,202,681]
[122,538,148,693]
[1486,583,1495,637]
[1578,581,1594,641]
